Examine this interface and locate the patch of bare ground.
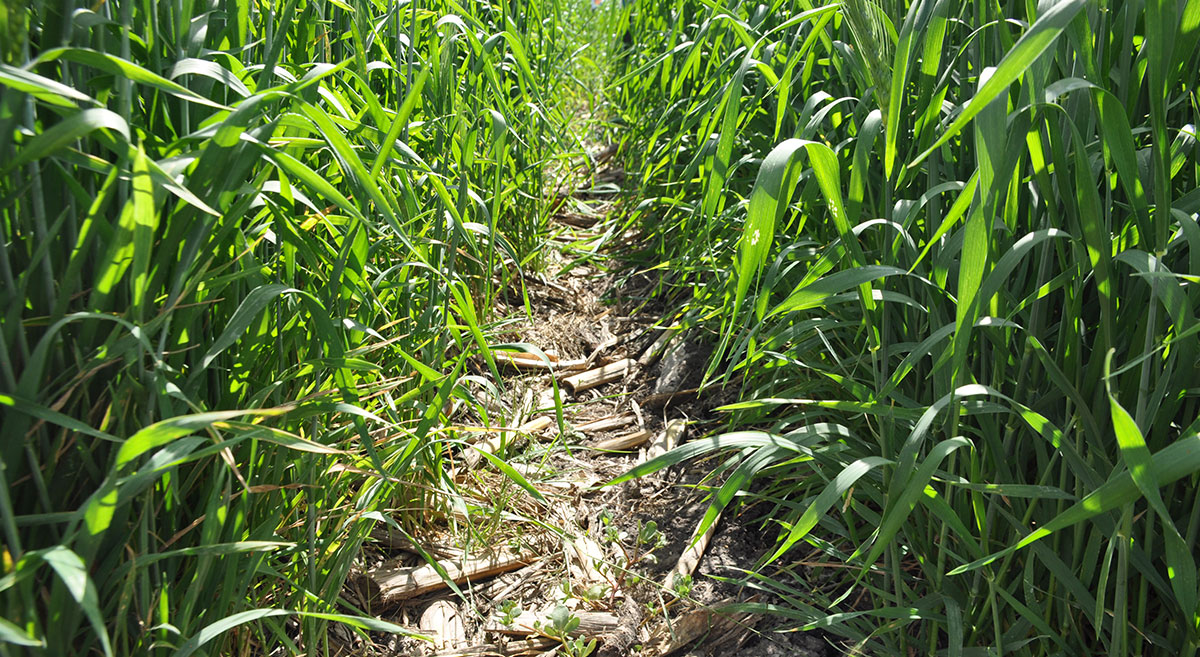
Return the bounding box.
[331,151,839,657]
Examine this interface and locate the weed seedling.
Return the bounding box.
[602,517,668,605]
[498,599,522,627]
[671,573,693,598]
[535,605,597,657]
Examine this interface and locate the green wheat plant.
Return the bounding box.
[0,0,582,654]
[609,0,1200,654]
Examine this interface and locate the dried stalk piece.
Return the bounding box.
[426,644,499,657]
[436,639,555,656]
[665,510,720,594]
[645,419,687,462]
[592,429,652,452]
[517,416,553,435]
[499,637,558,656]
[368,548,534,603]
[575,415,636,434]
[498,352,588,372]
[640,387,700,409]
[420,600,466,651]
[562,358,633,393]
[486,610,619,637]
[637,328,679,367]
[464,435,504,469]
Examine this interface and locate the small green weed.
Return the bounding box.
[535,605,598,657]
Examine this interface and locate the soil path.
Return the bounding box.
[337,149,833,657]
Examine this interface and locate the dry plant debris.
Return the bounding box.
[340,152,815,657]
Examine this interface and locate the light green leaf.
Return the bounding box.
[910,0,1088,167]
[0,616,42,647]
[0,63,96,107]
[949,434,1200,575]
[43,547,112,657]
[201,285,303,369]
[4,109,129,174]
[35,47,229,110]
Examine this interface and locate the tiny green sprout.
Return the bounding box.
[563,636,598,657]
[547,604,581,635]
[636,520,666,550]
[672,573,693,597]
[605,525,622,543]
[582,583,608,601]
[498,599,522,627]
[538,607,596,657]
[637,520,659,546]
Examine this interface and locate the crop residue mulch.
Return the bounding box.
[333,153,839,657]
